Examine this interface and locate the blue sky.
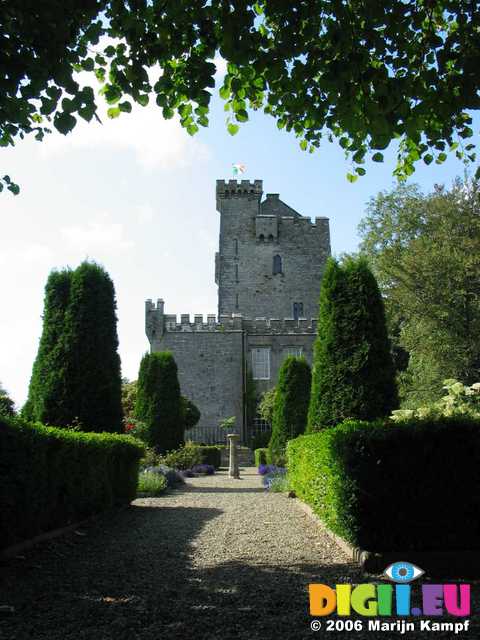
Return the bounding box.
[0,62,475,407]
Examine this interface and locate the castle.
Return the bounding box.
[145,179,331,443]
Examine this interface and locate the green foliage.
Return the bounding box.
[269,357,311,464]
[258,387,276,424]
[250,429,272,450]
[219,416,236,431]
[121,378,137,425]
[23,268,72,424]
[268,475,290,493]
[0,415,144,550]
[159,442,222,470]
[0,383,15,417]
[308,257,398,430]
[182,396,201,430]
[23,262,123,432]
[254,447,270,467]
[124,419,150,443]
[135,352,184,453]
[160,441,203,470]
[3,2,479,193]
[61,262,123,432]
[392,379,480,421]
[196,445,222,469]
[137,471,167,496]
[287,416,480,551]
[359,179,480,407]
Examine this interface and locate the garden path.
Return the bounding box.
[1,468,475,639]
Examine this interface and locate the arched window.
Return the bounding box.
[268,234,274,242]
[259,234,265,242]
[273,254,282,275]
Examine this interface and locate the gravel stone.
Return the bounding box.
[0,468,478,640]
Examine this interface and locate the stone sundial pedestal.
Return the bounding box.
[227,433,240,479]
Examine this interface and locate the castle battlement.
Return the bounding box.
[216,179,263,199]
[145,300,317,341]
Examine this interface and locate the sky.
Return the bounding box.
[0,62,475,408]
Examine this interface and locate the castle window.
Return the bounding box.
[251,348,270,380]
[268,234,274,242]
[273,254,282,275]
[235,264,239,282]
[293,302,304,320]
[259,234,265,242]
[234,238,238,255]
[235,293,239,309]
[284,347,303,359]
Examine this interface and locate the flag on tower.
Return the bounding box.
[232,163,246,177]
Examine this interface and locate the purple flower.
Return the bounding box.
[191,463,215,475]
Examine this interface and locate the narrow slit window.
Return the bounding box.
[234,238,238,255]
[293,302,304,320]
[273,254,282,275]
[235,293,239,309]
[235,264,239,282]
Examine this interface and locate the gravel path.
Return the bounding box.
[1,468,478,640]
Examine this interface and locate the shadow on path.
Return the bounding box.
[1,497,479,640]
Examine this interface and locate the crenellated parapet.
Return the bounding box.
[146,301,317,340]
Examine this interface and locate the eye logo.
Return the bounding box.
[384,561,425,583]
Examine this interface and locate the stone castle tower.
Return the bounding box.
[145,179,331,443]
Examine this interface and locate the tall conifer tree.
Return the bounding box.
[268,356,311,464]
[308,257,397,430]
[135,352,184,452]
[61,262,123,432]
[23,262,123,432]
[23,269,72,424]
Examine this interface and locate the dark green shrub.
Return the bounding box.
[250,429,272,450]
[0,416,144,550]
[0,391,15,417]
[61,262,123,432]
[308,257,398,430]
[197,445,222,468]
[255,448,269,466]
[160,443,222,470]
[160,442,203,470]
[287,416,480,551]
[23,262,123,432]
[269,356,311,464]
[135,351,184,453]
[23,268,72,423]
[182,396,201,430]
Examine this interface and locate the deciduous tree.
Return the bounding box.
[2,1,479,193]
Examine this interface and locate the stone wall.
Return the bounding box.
[216,180,331,321]
[149,324,245,439]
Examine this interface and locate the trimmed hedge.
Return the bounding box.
[255,448,270,467]
[197,445,222,469]
[287,416,480,551]
[0,417,144,550]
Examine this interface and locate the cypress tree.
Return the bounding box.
[61,261,123,432]
[308,257,398,430]
[268,356,311,464]
[135,351,184,452]
[23,268,72,424]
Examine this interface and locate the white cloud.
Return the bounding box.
[60,219,134,254]
[40,91,210,171]
[0,243,53,268]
